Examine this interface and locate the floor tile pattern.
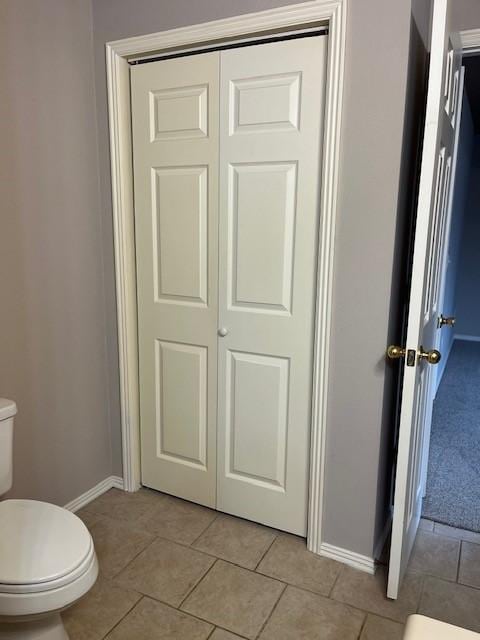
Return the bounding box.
[64,489,480,639]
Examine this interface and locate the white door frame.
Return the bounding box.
[106,0,347,555]
[460,28,480,52]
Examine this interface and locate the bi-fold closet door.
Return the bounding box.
[131,35,326,536]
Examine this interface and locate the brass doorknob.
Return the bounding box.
[418,347,441,365]
[387,345,406,359]
[438,314,456,328]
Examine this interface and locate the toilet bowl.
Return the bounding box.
[0,400,98,639]
[0,500,98,639]
[404,615,480,639]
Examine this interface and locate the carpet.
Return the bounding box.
[422,339,480,532]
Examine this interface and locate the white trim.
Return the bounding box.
[460,28,480,51]
[454,333,480,343]
[106,0,347,557]
[320,543,376,574]
[64,476,124,513]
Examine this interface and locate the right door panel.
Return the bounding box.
[217,36,327,536]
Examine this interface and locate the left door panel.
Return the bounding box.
[131,53,219,507]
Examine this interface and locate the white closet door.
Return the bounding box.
[131,53,219,507]
[217,36,327,535]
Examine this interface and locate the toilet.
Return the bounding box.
[0,399,98,639]
[404,613,480,637]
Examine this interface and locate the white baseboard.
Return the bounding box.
[64,475,124,513]
[319,542,376,574]
[454,334,480,343]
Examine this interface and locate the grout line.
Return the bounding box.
[253,532,279,571]
[457,541,462,583]
[109,535,159,580]
[118,594,221,634]
[101,593,144,639]
[178,559,219,610]
[416,574,426,614]
[327,564,343,598]
[254,582,288,640]
[189,512,220,548]
[216,627,249,639]
[356,611,368,640]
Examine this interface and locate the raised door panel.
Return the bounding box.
[229,162,297,313]
[230,72,301,134]
[226,351,289,489]
[153,166,208,306]
[155,340,207,469]
[150,84,208,141]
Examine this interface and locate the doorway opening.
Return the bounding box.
[421,54,480,534]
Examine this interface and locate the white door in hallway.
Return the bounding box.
[131,52,220,507]
[388,0,463,599]
[217,37,326,535]
[131,35,326,534]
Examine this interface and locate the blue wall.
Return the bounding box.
[455,134,480,339]
[436,93,474,390]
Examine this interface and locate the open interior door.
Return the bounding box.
[387,0,463,600]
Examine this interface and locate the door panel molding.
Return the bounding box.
[106,0,347,557]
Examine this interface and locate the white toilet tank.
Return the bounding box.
[0,399,17,496]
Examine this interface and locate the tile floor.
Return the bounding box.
[63,490,480,639]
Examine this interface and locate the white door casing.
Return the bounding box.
[217,36,327,535]
[131,53,219,506]
[106,0,347,557]
[388,0,462,599]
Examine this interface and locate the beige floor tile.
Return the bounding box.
[210,630,246,640]
[75,508,103,530]
[419,576,480,633]
[114,538,215,606]
[193,514,277,569]
[408,531,460,581]
[419,519,434,532]
[85,488,160,524]
[331,565,422,623]
[182,560,284,639]
[259,585,365,640]
[459,542,480,588]
[106,597,213,640]
[359,614,404,640]
[256,533,341,595]
[90,516,154,578]
[141,494,217,545]
[434,522,480,545]
[62,575,141,640]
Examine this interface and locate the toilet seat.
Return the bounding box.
[0,500,92,590]
[404,615,480,638]
[0,500,98,617]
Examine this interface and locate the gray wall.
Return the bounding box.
[436,94,474,388]
[91,0,426,557]
[450,0,480,32]
[455,136,480,338]
[0,0,114,504]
